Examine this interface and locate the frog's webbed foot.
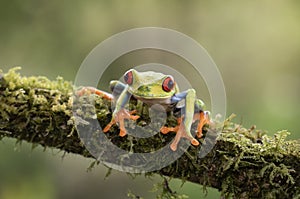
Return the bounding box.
[193,111,210,138]
[103,109,140,137]
[160,116,199,151]
[76,86,114,100]
[160,117,181,135]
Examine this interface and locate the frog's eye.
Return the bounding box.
[162,76,175,92]
[124,70,133,85]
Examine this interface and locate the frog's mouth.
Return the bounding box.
[133,95,172,107]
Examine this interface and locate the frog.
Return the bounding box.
[77,69,210,151]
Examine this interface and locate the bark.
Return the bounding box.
[0,68,299,199]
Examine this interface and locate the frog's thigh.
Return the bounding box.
[194,99,205,112]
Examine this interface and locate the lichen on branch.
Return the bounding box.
[0,68,299,199]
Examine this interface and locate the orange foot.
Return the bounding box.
[193,111,210,138]
[76,86,113,100]
[103,109,140,137]
[160,116,199,151]
[160,117,181,135]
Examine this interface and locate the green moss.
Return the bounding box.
[0,67,299,199]
[0,67,90,157]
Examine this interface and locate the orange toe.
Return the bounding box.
[160,126,179,134]
[130,115,140,120]
[170,142,178,151]
[103,121,115,133]
[191,139,200,146]
[119,129,127,137]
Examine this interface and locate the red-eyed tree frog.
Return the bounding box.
[78,69,210,151]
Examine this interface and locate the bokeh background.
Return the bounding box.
[1,1,299,198]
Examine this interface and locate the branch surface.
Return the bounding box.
[0,68,299,199]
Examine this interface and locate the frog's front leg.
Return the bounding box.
[161,89,200,151]
[103,81,139,136]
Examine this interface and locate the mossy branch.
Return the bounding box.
[0,68,299,199]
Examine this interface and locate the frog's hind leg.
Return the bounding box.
[193,111,210,138]
[76,80,127,100]
[76,86,113,100]
[160,117,181,134]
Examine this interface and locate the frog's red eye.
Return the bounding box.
[124,70,133,85]
[162,76,175,92]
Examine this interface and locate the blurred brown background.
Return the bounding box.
[1,1,299,198]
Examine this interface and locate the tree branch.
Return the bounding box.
[0,68,299,199]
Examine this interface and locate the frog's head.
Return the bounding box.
[123,69,178,99]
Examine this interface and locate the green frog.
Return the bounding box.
[78,69,210,151]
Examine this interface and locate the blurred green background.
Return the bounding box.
[1,0,299,198]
